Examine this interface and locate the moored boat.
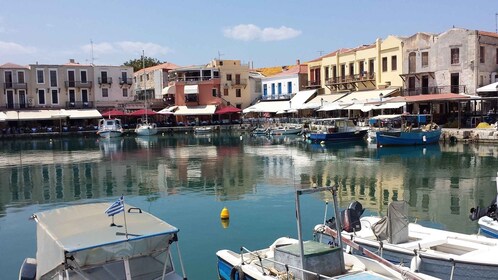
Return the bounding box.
[306,118,368,143]
[194,126,214,134]
[268,124,302,135]
[97,118,124,138]
[470,171,498,238]
[19,201,187,280]
[375,114,441,146]
[135,120,158,136]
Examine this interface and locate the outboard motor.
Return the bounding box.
[326,201,365,233]
[469,198,497,221]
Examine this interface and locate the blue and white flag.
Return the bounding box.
[105,196,124,216]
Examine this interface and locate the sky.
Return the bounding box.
[1,0,497,69]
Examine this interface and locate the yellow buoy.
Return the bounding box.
[220,207,230,219]
[221,218,230,228]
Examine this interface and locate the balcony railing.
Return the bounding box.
[401,85,467,96]
[306,80,321,88]
[232,79,247,86]
[64,81,93,88]
[98,77,113,85]
[325,72,376,85]
[66,101,94,109]
[119,78,133,85]
[4,82,28,89]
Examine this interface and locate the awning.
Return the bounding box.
[337,88,398,103]
[215,106,241,114]
[388,93,470,103]
[317,102,349,111]
[4,109,102,121]
[301,93,346,110]
[157,106,178,115]
[477,82,498,93]
[0,112,6,121]
[184,85,199,94]
[344,103,365,110]
[289,89,317,109]
[242,100,290,113]
[162,86,176,95]
[375,102,406,109]
[67,109,102,119]
[174,105,216,115]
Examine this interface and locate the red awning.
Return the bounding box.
[129,109,157,116]
[101,109,127,117]
[215,106,242,114]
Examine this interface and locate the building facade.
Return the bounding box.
[0,63,30,109]
[261,61,308,100]
[133,62,179,110]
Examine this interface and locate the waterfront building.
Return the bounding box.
[261,60,308,100]
[92,64,134,110]
[213,59,251,109]
[0,63,30,109]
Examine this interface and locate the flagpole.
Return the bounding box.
[122,195,129,239]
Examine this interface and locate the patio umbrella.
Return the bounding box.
[129,109,157,116]
[101,109,127,118]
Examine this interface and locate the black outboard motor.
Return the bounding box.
[326,201,365,233]
[469,198,497,221]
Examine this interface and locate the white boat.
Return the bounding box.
[97,118,124,138]
[315,200,498,280]
[470,171,498,238]
[135,120,158,136]
[268,124,302,135]
[19,202,187,280]
[216,186,430,280]
[194,126,213,134]
[251,127,269,135]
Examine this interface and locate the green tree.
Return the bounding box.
[124,56,162,72]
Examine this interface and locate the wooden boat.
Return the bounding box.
[19,202,187,280]
[306,118,368,143]
[375,114,441,146]
[315,201,498,280]
[97,118,124,138]
[268,124,302,135]
[217,186,430,280]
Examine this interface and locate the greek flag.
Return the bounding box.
[105,196,124,216]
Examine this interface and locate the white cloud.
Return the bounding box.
[224,24,301,42]
[0,41,36,54]
[81,41,171,57]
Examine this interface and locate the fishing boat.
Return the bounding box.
[97,118,124,138]
[375,114,441,146]
[194,126,214,134]
[470,171,498,238]
[19,201,187,280]
[305,118,368,143]
[268,124,303,135]
[366,114,402,143]
[315,200,498,280]
[135,51,158,136]
[216,186,429,280]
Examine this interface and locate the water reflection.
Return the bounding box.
[0,134,498,235]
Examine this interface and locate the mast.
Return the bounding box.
[142,50,147,123]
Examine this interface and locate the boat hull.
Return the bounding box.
[135,126,158,136]
[97,130,123,138]
[479,216,498,238]
[269,128,302,135]
[308,129,367,143]
[376,129,441,146]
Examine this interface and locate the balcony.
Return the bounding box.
[4,82,28,89]
[325,72,376,90]
[66,101,94,109]
[98,77,113,86]
[401,85,467,96]
[119,77,133,86]
[232,79,247,87]
[305,80,321,89]
[64,81,93,88]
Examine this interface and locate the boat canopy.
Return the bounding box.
[34,203,179,278]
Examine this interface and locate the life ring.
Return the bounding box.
[230,265,245,280]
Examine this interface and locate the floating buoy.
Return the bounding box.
[221,218,230,228]
[320,141,325,145]
[240,135,243,140]
[220,207,230,219]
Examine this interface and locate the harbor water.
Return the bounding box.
[1,132,498,279]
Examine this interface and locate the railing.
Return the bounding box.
[325,72,375,85]
[98,77,113,85]
[262,93,292,100]
[119,78,133,85]
[401,85,467,96]
[232,79,247,86]
[66,101,94,109]
[64,81,93,88]
[3,82,28,89]
[168,76,213,83]
[306,80,321,88]
[2,102,31,109]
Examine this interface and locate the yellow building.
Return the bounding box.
[208,59,251,109]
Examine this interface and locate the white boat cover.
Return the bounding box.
[34,203,178,278]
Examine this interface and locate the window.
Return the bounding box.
[235,74,241,84]
[226,74,232,81]
[102,88,109,98]
[69,89,76,103]
[382,57,388,72]
[82,89,89,103]
[263,84,267,96]
[51,89,58,104]
[278,83,282,94]
[349,62,354,76]
[212,88,217,97]
[391,55,397,71]
[50,70,57,87]
[38,89,45,105]
[451,48,459,64]
[101,71,108,83]
[236,104,241,109]
[480,46,485,63]
[17,71,25,83]
[421,52,429,67]
[236,89,241,97]
[146,73,150,80]
[224,88,228,96]
[37,69,44,83]
[122,88,128,97]
[287,81,292,94]
[496,48,498,64]
[271,83,275,95]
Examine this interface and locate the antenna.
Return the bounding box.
[496,13,498,33]
[217,50,224,60]
[317,50,324,56]
[90,40,95,65]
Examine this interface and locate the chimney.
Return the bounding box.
[296,59,300,65]
[69,59,75,63]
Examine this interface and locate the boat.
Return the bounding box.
[375,114,441,146]
[97,118,124,138]
[135,51,158,136]
[268,124,303,135]
[306,118,368,143]
[315,200,498,280]
[194,126,214,134]
[470,171,498,238]
[251,127,269,135]
[216,186,430,280]
[19,201,187,280]
[366,114,402,143]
